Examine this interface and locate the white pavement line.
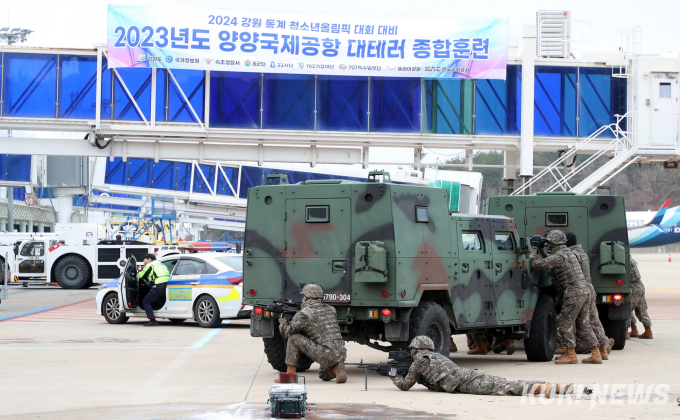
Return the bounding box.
[121,328,222,405]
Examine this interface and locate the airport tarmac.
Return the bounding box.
[0,253,679,419]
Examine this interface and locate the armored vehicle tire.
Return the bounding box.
[194,295,222,328]
[524,293,557,362]
[55,255,92,289]
[102,293,128,324]
[263,327,313,372]
[408,301,451,357]
[606,319,627,350]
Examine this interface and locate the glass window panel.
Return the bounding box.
[152,160,174,190]
[263,74,315,130]
[534,66,577,136]
[423,79,473,134]
[174,259,205,275]
[659,83,671,98]
[462,231,484,251]
[101,66,152,121]
[579,67,627,138]
[210,71,261,128]
[369,77,420,132]
[475,65,521,135]
[127,158,151,187]
[316,75,368,131]
[157,69,204,123]
[494,233,514,251]
[416,206,429,222]
[546,213,568,226]
[176,162,192,191]
[306,206,330,223]
[192,164,215,194]
[3,53,57,117]
[5,155,31,182]
[215,165,238,196]
[58,55,98,119]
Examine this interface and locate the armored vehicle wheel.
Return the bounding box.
[408,301,451,356]
[102,293,128,324]
[524,293,557,362]
[605,319,627,350]
[55,255,92,289]
[263,326,313,372]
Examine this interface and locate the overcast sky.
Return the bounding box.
[3,0,679,166]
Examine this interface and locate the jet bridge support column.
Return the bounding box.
[520,25,536,195]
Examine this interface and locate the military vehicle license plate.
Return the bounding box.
[323,293,351,304]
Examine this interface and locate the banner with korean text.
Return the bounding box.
[107,5,509,79]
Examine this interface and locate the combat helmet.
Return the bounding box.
[300,283,324,299]
[546,230,567,246]
[409,335,435,351]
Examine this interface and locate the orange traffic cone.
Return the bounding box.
[669,254,672,263]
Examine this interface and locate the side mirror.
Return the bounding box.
[519,238,531,254]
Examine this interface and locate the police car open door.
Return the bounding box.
[120,255,140,309]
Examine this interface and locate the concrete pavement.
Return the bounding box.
[0,254,679,419]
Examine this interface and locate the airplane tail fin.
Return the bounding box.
[649,199,672,225]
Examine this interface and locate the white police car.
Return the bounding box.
[96,252,250,327]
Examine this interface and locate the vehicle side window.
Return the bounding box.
[162,258,179,274]
[205,264,219,274]
[494,233,515,251]
[462,231,484,251]
[174,259,206,275]
[20,242,44,257]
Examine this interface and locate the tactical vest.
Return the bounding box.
[298,301,343,344]
[569,245,592,284]
[550,245,587,291]
[419,351,456,386]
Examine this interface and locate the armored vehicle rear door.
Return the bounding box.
[285,198,351,304]
[455,220,494,326]
[525,207,589,250]
[489,220,525,322]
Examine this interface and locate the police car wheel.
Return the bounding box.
[195,295,221,328]
[102,293,128,324]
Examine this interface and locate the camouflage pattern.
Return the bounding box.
[530,244,596,349]
[628,257,652,328]
[484,193,633,342]
[409,335,435,350]
[279,299,347,371]
[244,175,537,352]
[301,283,324,299]
[546,230,567,245]
[392,349,543,395]
[570,244,608,347]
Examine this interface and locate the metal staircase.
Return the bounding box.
[106,197,177,244]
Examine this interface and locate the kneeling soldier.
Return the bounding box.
[279,284,347,383]
[392,336,573,397]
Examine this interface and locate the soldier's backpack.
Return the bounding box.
[599,241,627,274]
[354,241,387,283]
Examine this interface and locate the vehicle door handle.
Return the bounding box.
[190,282,200,285]
[495,263,502,273]
[332,260,346,274]
[461,263,469,273]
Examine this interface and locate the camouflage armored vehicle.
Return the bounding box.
[483,192,631,350]
[244,171,556,371]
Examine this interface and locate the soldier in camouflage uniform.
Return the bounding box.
[627,257,653,339]
[392,336,573,397]
[530,230,601,364]
[565,233,612,359]
[466,333,515,355]
[279,284,348,383]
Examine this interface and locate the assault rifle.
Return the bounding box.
[262,298,301,322]
[346,349,413,391]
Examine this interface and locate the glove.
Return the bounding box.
[278,314,288,325]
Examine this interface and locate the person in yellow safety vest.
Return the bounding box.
[138,253,170,326]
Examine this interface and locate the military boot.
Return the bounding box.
[467,340,488,355]
[629,324,640,338]
[275,366,297,383]
[498,339,515,355]
[550,383,575,397]
[332,362,347,384]
[554,340,567,355]
[449,337,458,353]
[555,348,577,364]
[606,338,615,353]
[638,326,653,339]
[582,347,602,364]
[599,343,609,360]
